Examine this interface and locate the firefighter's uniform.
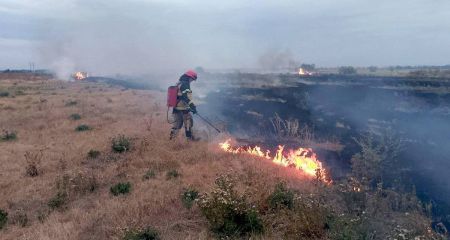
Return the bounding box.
[169,74,197,140]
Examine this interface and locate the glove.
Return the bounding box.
[189,104,197,114]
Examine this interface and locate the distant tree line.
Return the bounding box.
[338,66,357,75]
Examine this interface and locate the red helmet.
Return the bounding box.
[185,70,197,80]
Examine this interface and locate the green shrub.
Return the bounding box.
[166,170,180,180]
[65,100,78,106]
[0,91,9,97]
[123,227,160,240]
[48,192,68,210]
[0,209,7,230]
[110,182,131,196]
[1,130,17,141]
[181,187,199,209]
[268,182,294,210]
[75,124,92,131]
[111,135,131,153]
[88,149,100,159]
[143,170,156,180]
[326,215,370,240]
[70,113,81,120]
[197,175,263,237]
[15,90,25,96]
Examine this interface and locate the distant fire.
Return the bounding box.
[298,68,314,76]
[72,71,88,80]
[219,139,331,183]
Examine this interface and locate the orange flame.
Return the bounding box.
[219,139,331,183]
[73,71,88,80]
[298,68,313,76]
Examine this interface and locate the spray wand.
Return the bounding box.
[195,113,221,133]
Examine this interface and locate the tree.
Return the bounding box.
[368,66,377,72]
[338,66,357,75]
[300,64,316,72]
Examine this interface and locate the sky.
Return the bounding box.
[0,0,450,75]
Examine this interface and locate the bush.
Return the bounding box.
[11,211,28,227]
[70,113,81,120]
[0,209,7,230]
[123,227,160,240]
[48,192,68,210]
[0,91,9,97]
[166,170,180,180]
[111,135,132,153]
[75,124,92,131]
[143,170,156,180]
[110,182,131,196]
[25,151,42,177]
[87,149,100,159]
[267,182,294,210]
[1,130,17,141]
[197,175,263,237]
[181,187,199,209]
[65,100,78,106]
[48,175,69,210]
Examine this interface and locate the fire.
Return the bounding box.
[219,139,331,183]
[298,68,313,76]
[72,71,88,80]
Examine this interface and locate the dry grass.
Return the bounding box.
[0,79,323,239]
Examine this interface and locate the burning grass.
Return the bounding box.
[219,139,331,183]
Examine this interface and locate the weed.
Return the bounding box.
[71,173,98,194]
[143,170,156,180]
[0,209,7,230]
[11,210,28,227]
[70,113,81,120]
[123,227,160,240]
[65,100,78,106]
[75,124,92,131]
[267,182,294,210]
[25,151,42,177]
[88,149,101,159]
[197,175,263,237]
[111,135,132,153]
[1,129,17,141]
[166,170,180,180]
[181,187,199,209]
[110,182,131,196]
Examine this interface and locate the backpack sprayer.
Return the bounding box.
[167,85,221,133]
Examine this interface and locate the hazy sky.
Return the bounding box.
[1,0,449,74]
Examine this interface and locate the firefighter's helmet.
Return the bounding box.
[185,70,197,80]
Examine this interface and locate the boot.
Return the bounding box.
[185,130,200,141]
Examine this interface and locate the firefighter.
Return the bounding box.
[169,70,198,140]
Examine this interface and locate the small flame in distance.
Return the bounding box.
[298,68,313,76]
[219,139,331,184]
[73,71,88,80]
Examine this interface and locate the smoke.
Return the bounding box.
[34,0,192,80]
[258,49,299,71]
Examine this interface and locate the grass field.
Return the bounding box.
[0,77,444,239]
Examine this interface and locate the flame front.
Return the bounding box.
[219,139,331,183]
